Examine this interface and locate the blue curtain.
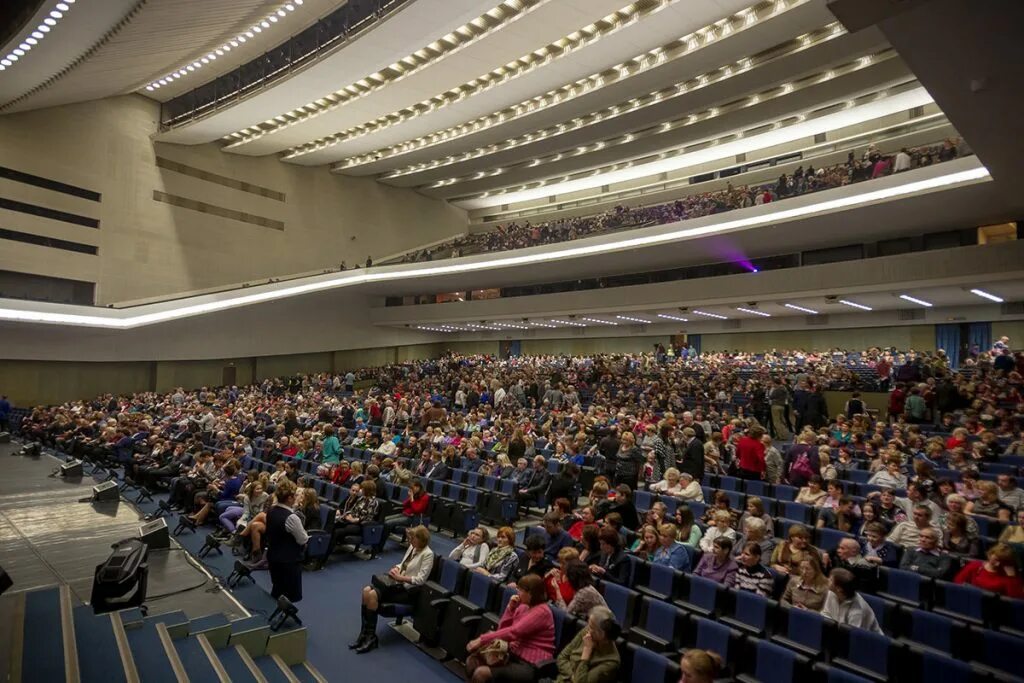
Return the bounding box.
[935,324,961,368]
[689,334,702,355]
[968,322,991,357]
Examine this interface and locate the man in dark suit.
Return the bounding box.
[677,427,705,483]
[517,455,550,510]
[425,457,449,481]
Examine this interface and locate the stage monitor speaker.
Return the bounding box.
[0,565,11,596]
[92,480,119,502]
[91,539,148,614]
[60,459,83,477]
[138,518,169,550]
[20,442,41,456]
[0,432,10,443]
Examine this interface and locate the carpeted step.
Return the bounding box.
[22,586,66,682]
[125,621,179,683]
[189,612,231,648]
[173,633,221,682]
[73,605,127,683]
[0,593,26,682]
[252,654,298,683]
[229,615,271,657]
[142,609,190,639]
[215,645,261,682]
[291,661,328,683]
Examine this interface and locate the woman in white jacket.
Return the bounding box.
[449,527,491,569]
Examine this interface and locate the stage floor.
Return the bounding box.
[0,443,246,620]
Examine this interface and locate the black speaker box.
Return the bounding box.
[60,459,84,477]
[138,517,169,550]
[92,480,119,502]
[0,565,11,596]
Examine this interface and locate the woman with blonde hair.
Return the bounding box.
[679,650,724,683]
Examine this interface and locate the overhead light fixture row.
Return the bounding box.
[0,1,76,73]
[144,1,304,91]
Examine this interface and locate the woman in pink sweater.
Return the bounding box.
[465,574,555,682]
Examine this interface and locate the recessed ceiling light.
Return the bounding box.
[899,294,932,307]
[969,288,1004,303]
[736,307,771,317]
[784,303,818,314]
[657,314,689,322]
[693,310,728,320]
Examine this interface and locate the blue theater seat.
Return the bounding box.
[627,597,684,652]
[737,639,811,683]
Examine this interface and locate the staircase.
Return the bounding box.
[0,585,326,682]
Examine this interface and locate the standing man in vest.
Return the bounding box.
[266,480,308,603]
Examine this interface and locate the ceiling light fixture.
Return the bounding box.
[899,294,933,307]
[693,310,728,320]
[838,299,872,311]
[969,288,1004,303]
[143,2,301,91]
[0,166,990,329]
[615,315,650,323]
[550,319,587,327]
[736,307,770,317]
[657,313,689,322]
[784,303,818,314]
[582,317,618,325]
[0,0,76,73]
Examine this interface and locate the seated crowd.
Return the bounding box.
[11,339,1024,682]
[392,139,967,265]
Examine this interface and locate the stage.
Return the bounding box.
[0,442,246,620]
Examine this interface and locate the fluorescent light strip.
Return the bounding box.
[784,303,818,314]
[735,307,770,317]
[838,299,872,311]
[144,1,304,91]
[970,288,1004,303]
[693,310,728,320]
[657,313,689,322]
[899,294,933,307]
[582,317,618,325]
[0,165,990,329]
[459,87,935,209]
[529,321,558,328]
[550,319,587,327]
[615,315,650,323]
[0,1,76,73]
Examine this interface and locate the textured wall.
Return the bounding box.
[0,95,466,304]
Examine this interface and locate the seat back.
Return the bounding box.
[786,605,825,650]
[774,485,798,502]
[641,597,680,641]
[882,567,928,605]
[465,472,480,488]
[817,528,854,552]
[693,616,734,659]
[719,476,741,491]
[687,575,720,613]
[905,608,962,653]
[977,628,1019,676]
[936,580,992,624]
[630,645,673,683]
[634,490,654,512]
[843,627,892,678]
[754,640,803,683]
[438,557,465,592]
[602,581,638,627]
[732,590,771,632]
[466,571,495,609]
[647,562,678,597]
[919,651,973,683]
